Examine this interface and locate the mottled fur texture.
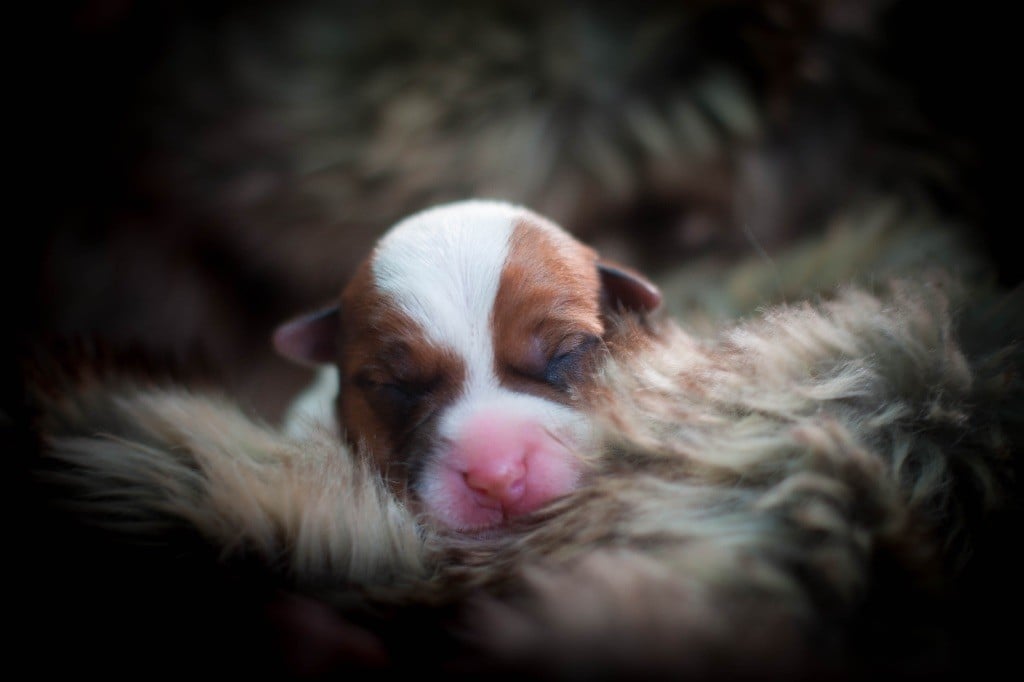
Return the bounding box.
[19,268,1023,680]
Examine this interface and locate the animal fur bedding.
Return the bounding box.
[16,217,1023,680]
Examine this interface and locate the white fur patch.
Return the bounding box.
[371,200,522,417]
[436,387,593,454]
[371,199,594,460]
[372,200,519,386]
[282,365,339,437]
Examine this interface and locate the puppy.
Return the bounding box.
[273,200,660,531]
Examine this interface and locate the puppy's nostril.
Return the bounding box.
[464,462,527,506]
[506,475,526,500]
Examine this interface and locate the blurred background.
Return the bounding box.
[13,0,1013,423]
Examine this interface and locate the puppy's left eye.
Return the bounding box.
[355,375,435,416]
[544,334,601,390]
[376,381,425,409]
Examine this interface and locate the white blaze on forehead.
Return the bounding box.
[371,200,519,368]
[371,199,595,452]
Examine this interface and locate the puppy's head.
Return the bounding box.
[274,200,660,531]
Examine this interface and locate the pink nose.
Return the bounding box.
[422,407,582,530]
[454,413,543,514]
[463,454,527,508]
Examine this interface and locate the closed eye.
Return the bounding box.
[544,334,601,390]
[355,375,437,414]
[378,382,421,403]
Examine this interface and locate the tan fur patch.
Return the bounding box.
[491,219,606,406]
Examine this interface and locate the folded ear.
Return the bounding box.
[272,305,341,367]
[598,259,662,314]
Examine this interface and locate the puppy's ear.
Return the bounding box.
[598,259,661,314]
[272,305,341,366]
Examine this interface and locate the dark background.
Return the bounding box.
[11,0,1016,424]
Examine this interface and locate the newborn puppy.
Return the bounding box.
[273,200,660,531]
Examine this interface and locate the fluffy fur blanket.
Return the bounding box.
[16,251,1022,680]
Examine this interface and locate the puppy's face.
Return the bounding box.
[275,201,659,531]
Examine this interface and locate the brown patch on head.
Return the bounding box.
[492,218,607,406]
[336,256,465,491]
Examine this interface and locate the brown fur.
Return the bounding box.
[338,257,468,481]
[492,219,604,406]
